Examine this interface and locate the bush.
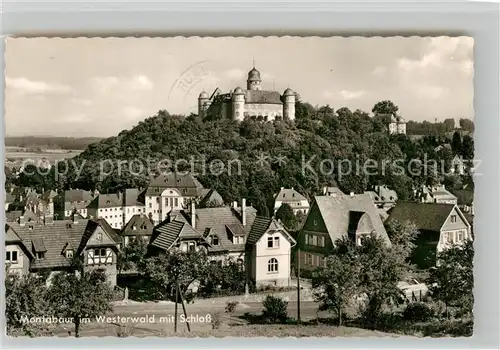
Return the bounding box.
[211,311,223,330]
[403,302,435,322]
[262,295,288,324]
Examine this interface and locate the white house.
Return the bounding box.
[273,187,310,215]
[246,217,297,287]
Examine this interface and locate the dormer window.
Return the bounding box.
[37,252,45,260]
[66,250,74,258]
[209,235,219,245]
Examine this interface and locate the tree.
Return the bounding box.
[428,239,474,317]
[275,203,297,230]
[312,237,361,326]
[142,249,208,302]
[117,238,148,274]
[47,269,114,337]
[459,118,475,133]
[5,272,53,337]
[451,131,462,155]
[357,235,406,328]
[443,118,455,133]
[384,219,420,262]
[461,135,474,160]
[372,100,399,116]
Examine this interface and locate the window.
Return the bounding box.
[174,198,178,207]
[457,230,464,242]
[6,251,18,262]
[306,253,313,265]
[156,197,160,204]
[445,232,453,244]
[267,258,278,273]
[188,242,196,252]
[210,235,219,245]
[37,252,45,260]
[94,248,107,257]
[312,235,318,246]
[96,232,102,241]
[313,220,318,226]
[451,215,457,223]
[318,236,325,247]
[66,250,73,258]
[132,225,137,230]
[267,236,279,248]
[234,236,244,244]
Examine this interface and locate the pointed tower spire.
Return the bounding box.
[253,58,255,68]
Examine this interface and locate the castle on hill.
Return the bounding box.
[198,65,297,121]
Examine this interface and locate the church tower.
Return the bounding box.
[232,87,245,121]
[283,88,296,120]
[247,66,262,91]
[198,91,209,118]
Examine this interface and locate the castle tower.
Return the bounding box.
[198,91,209,118]
[232,87,245,121]
[283,88,296,120]
[247,67,262,91]
[396,116,407,135]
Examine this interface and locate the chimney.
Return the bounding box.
[191,201,196,229]
[72,210,79,224]
[19,215,26,226]
[233,201,238,209]
[242,198,247,226]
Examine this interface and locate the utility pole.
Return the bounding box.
[297,248,301,323]
[178,279,191,332]
[174,277,179,333]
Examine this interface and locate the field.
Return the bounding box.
[4,146,83,169]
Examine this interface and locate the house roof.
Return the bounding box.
[87,193,122,209]
[42,190,58,202]
[123,188,144,206]
[312,194,391,245]
[198,189,225,208]
[194,206,257,253]
[63,189,94,203]
[246,216,273,245]
[96,218,122,243]
[387,202,459,232]
[275,188,308,203]
[5,219,113,269]
[146,172,205,196]
[150,220,206,251]
[245,90,283,105]
[122,213,154,237]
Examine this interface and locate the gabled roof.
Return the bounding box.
[63,189,94,203]
[246,217,296,246]
[150,219,207,251]
[87,193,122,209]
[387,202,464,232]
[146,172,205,196]
[96,218,122,243]
[311,194,391,245]
[194,206,257,253]
[123,188,144,206]
[5,225,22,243]
[5,219,114,269]
[198,189,225,208]
[122,214,154,237]
[42,190,58,202]
[275,188,308,203]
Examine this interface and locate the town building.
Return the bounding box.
[5,215,121,286]
[273,187,310,215]
[376,112,407,135]
[198,65,297,121]
[144,172,219,225]
[387,202,472,269]
[121,213,154,247]
[364,185,398,210]
[148,199,296,287]
[298,192,391,272]
[54,189,94,219]
[415,184,458,205]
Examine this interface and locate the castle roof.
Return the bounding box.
[199,91,208,99]
[245,90,282,105]
[283,88,295,96]
[233,86,244,94]
[247,67,261,82]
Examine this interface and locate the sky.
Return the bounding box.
[5,36,474,137]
